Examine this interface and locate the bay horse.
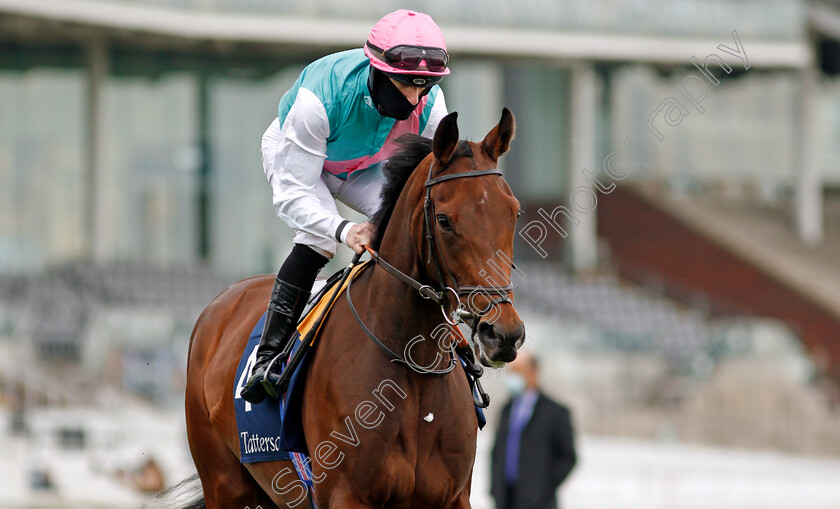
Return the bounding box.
[182,109,525,508]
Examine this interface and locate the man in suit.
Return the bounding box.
[491,351,577,509]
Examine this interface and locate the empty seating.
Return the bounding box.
[516,262,714,374]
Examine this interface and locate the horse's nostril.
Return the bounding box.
[477,321,499,343]
[510,323,526,348]
[478,322,525,349]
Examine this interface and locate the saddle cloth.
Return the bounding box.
[233,262,370,463]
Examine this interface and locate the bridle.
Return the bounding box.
[345,154,516,406]
[421,160,514,325]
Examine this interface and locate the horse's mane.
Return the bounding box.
[371,134,474,249]
[371,134,432,249]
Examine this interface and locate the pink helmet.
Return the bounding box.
[364,9,450,83]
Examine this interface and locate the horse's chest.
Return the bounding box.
[309,368,478,506]
[388,404,478,504]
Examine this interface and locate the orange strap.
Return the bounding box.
[296,260,372,345]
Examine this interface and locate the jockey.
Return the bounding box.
[241,9,450,403]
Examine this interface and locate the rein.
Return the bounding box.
[345,263,458,375]
[345,249,491,406]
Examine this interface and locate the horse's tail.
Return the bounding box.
[143,473,206,509]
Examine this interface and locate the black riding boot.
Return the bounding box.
[240,278,310,403]
[240,244,328,403]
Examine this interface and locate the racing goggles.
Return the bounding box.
[366,42,449,72]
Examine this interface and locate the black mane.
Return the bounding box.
[371,134,474,249]
[371,134,432,249]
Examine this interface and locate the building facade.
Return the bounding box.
[0,0,836,276]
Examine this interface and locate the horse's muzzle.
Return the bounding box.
[476,321,525,365]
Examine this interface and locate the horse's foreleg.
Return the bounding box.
[450,494,472,509]
[448,474,473,509]
[322,489,376,509]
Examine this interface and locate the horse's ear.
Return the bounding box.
[433,112,459,166]
[481,107,516,161]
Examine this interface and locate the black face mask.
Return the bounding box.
[367,68,423,121]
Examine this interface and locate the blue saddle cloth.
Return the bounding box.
[233,311,487,464]
[233,312,312,462]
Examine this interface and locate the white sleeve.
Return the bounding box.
[265,88,349,242]
[420,89,448,139]
[261,117,281,175]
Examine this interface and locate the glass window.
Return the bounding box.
[0,68,84,273]
[104,73,198,265]
[502,64,571,201]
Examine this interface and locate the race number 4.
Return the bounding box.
[235,344,260,412]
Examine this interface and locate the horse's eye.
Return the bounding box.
[436,214,452,231]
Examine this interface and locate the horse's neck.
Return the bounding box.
[357,229,444,369]
[350,164,450,367]
[365,272,441,360]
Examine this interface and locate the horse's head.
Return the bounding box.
[373,108,525,367]
[419,109,525,366]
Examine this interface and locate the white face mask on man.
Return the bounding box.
[504,372,527,397]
